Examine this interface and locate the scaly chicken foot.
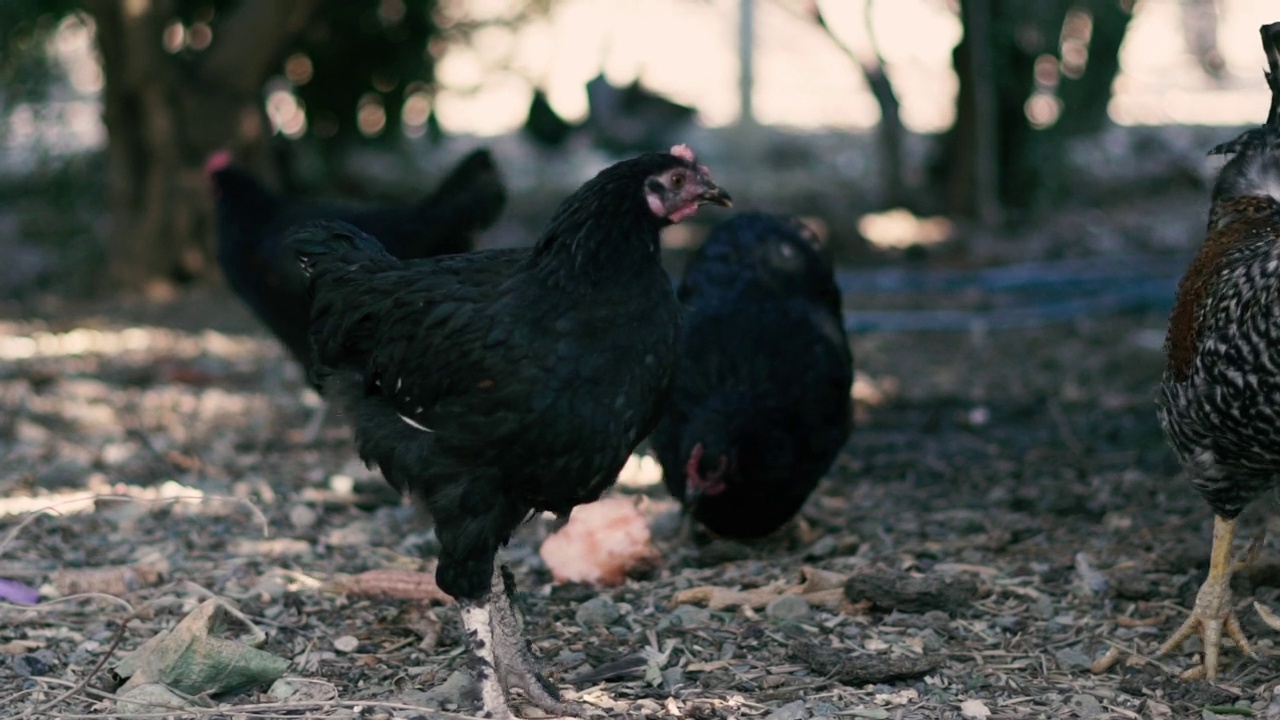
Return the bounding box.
[459,603,511,719]
[458,565,576,719]
[488,564,576,716]
[1156,515,1257,680]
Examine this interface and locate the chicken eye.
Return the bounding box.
[670,172,686,189]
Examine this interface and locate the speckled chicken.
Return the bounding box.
[652,213,853,538]
[285,146,730,718]
[1155,28,1280,679]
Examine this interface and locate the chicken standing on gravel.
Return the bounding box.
[1154,22,1280,681]
[285,146,730,718]
[652,213,853,538]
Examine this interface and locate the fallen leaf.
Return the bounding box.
[115,597,287,696]
[959,698,991,719]
[115,682,194,716]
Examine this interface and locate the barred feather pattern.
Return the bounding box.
[1158,195,1280,519]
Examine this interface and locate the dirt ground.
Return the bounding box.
[3,194,1280,720]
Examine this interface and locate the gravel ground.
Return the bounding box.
[3,188,1280,719]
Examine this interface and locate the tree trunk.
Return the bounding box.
[1054,0,1134,137]
[84,0,317,293]
[938,0,1133,221]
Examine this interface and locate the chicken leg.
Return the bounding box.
[1156,515,1255,680]
[458,564,574,719]
[299,401,330,445]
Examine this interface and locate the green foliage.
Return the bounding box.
[292,0,439,145]
[1,0,447,150]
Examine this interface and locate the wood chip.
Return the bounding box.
[1089,646,1124,674]
[49,552,169,596]
[329,569,453,603]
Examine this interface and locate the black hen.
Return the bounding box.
[523,89,579,149]
[209,148,506,440]
[653,213,853,539]
[286,146,730,718]
[586,73,697,155]
[209,148,505,367]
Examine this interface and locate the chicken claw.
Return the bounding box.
[1254,600,1280,632]
[1155,516,1256,680]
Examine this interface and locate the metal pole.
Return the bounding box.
[739,0,755,126]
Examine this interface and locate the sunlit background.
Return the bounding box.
[4,0,1278,171]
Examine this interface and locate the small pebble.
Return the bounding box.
[992,614,1024,632]
[1053,647,1092,671]
[250,575,287,602]
[766,594,812,621]
[11,652,52,677]
[805,535,838,559]
[914,628,944,652]
[812,702,841,717]
[649,509,685,540]
[575,596,621,626]
[764,699,808,720]
[1067,693,1104,718]
[662,604,712,628]
[424,669,479,707]
[288,504,318,531]
[333,635,359,653]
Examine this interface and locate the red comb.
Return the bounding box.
[670,144,695,163]
[203,149,233,177]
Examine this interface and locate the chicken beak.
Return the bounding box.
[698,183,733,208]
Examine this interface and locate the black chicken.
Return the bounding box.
[285,146,730,718]
[652,213,853,539]
[586,73,697,155]
[523,89,579,150]
[208,148,506,441]
[1154,26,1280,680]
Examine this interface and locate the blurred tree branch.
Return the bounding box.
[197,1,318,91]
[821,1,906,208]
[774,0,907,208]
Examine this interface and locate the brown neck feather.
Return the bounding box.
[1167,197,1280,381]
